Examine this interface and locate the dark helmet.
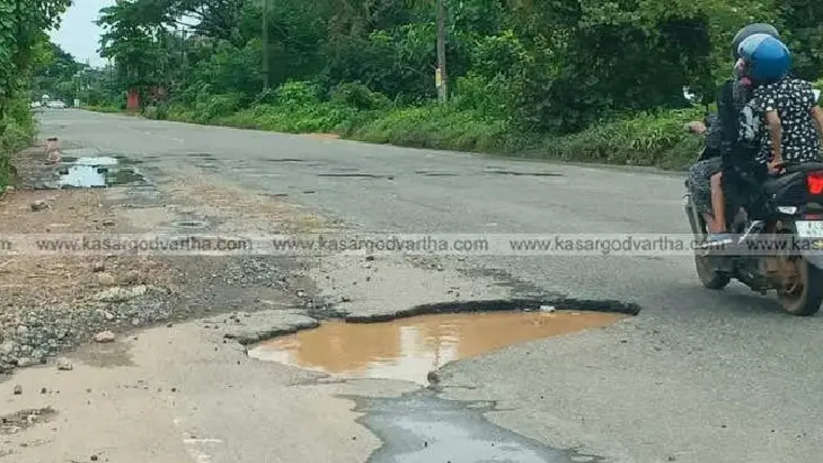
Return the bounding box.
[732,23,780,59]
[738,34,791,84]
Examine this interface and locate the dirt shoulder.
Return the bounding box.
[0,145,312,373]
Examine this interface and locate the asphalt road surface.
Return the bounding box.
[23,109,823,463]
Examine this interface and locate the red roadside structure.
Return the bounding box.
[127,89,140,111]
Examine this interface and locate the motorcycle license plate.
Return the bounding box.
[796,221,823,238]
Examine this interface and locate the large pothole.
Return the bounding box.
[248,310,624,384]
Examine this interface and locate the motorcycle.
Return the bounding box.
[684,161,823,316]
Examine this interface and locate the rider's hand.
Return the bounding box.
[768,158,786,175]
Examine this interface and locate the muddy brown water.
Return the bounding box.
[249,311,622,384]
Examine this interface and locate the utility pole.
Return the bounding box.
[262,0,270,90]
[436,0,448,103]
[179,27,186,85]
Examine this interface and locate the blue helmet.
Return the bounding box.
[737,34,791,84]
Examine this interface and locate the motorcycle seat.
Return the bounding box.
[762,171,804,196]
[785,161,823,174]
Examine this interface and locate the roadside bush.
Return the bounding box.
[453,73,513,119]
[216,101,358,134]
[532,108,705,169]
[330,82,391,111]
[275,81,322,107]
[0,97,37,190]
[143,105,160,120]
[166,103,197,122]
[350,103,512,153]
[193,93,244,123]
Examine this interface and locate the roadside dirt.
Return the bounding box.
[0,187,173,311]
[0,147,310,373]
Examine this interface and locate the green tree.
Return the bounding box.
[31,42,87,103]
[0,0,72,129]
[98,2,166,90]
[775,0,823,81]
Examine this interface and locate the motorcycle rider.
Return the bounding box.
[688,24,781,239]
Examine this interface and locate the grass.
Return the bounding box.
[214,103,359,134]
[528,108,706,170]
[347,104,514,153]
[349,105,704,169]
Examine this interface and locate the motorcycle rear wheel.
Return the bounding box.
[778,259,823,316]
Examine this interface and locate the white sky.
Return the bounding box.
[49,0,116,67]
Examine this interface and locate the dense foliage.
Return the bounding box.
[39,0,823,169]
[0,0,71,189]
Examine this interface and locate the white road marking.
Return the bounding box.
[183,438,224,444]
[174,417,224,463]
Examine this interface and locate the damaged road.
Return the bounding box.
[0,109,821,463]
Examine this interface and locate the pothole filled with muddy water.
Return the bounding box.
[249,311,623,384]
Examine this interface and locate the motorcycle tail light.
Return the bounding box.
[808,171,823,195]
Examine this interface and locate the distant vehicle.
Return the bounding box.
[46,100,67,109]
[30,101,42,109]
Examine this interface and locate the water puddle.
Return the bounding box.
[249,311,622,384]
[356,391,599,463]
[57,156,145,188]
[58,165,108,188]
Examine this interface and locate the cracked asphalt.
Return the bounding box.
[1,109,820,463]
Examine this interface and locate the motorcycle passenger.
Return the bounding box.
[745,71,823,173]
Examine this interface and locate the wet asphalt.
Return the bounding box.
[33,110,823,463]
[355,391,598,463]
